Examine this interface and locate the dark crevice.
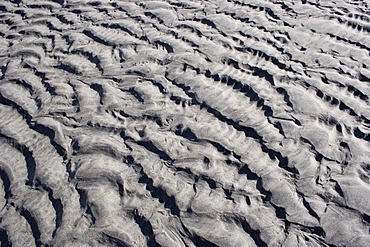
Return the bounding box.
[209,141,232,156]
[354,127,369,141]
[54,14,73,25]
[333,181,344,197]
[33,123,67,159]
[265,7,281,20]
[339,102,357,116]
[0,64,7,80]
[190,234,219,247]
[362,214,370,224]
[56,63,78,74]
[359,73,369,82]
[0,229,11,247]
[73,51,104,74]
[76,187,87,209]
[261,145,299,175]
[90,84,104,105]
[132,210,159,246]
[128,88,144,103]
[0,6,7,13]
[71,139,80,155]
[117,181,124,197]
[238,164,272,202]
[125,156,180,216]
[271,121,285,136]
[76,186,96,224]
[256,178,272,203]
[0,134,36,186]
[15,80,34,95]
[205,102,262,140]
[173,166,195,178]
[245,195,251,205]
[199,18,217,29]
[301,137,338,163]
[85,205,96,225]
[120,130,135,142]
[223,188,233,199]
[100,22,136,38]
[71,89,80,112]
[270,203,290,233]
[348,85,369,101]
[174,125,197,141]
[177,23,203,37]
[292,221,327,238]
[146,78,167,95]
[202,175,217,189]
[276,87,294,108]
[143,11,164,24]
[154,40,174,53]
[297,191,320,221]
[311,226,326,238]
[137,140,172,162]
[138,169,180,216]
[203,156,210,165]
[238,165,258,180]
[34,179,63,238]
[20,208,41,247]
[238,217,268,247]
[251,68,275,86]
[83,30,111,46]
[0,169,12,200]
[66,160,76,181]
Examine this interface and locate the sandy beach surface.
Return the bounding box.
[0,0,369,246]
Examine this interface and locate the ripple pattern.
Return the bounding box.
[0,0,369,246]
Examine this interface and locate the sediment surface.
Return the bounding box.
[0,0,369,246]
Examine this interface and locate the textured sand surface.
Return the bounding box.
[0,0,369,246]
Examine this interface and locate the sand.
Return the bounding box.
[0,0,369,246]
